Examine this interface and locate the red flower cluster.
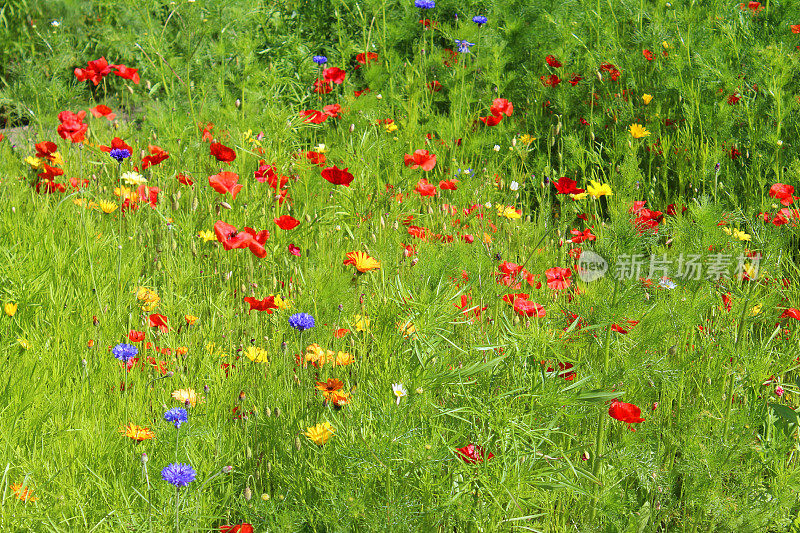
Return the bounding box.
[404,149,437,171]
[600,62,621,81]
[479,98,514,126]
[74,57,139,85]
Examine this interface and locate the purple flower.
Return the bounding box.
[415,0,435,8]
[289,313,315,331]
[312,55,328,65]
[164,408,188,428]
[112,343,138,362]
[455,40,475,53]
[109,148,131,162]
[161,463,196,487]
[472,15,487,26]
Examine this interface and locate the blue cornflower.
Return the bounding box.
[312,55,328,65]
[109,148,131,162]
[161,463,196,487]
[289,313,315,331]
[472,15,487,26]
[455,40,475,53]
[164,408,188,428]
[112,343,138,362]
[415,0,435,8]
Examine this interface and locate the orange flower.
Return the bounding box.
[10,482,37,502]
[316,378,344,398]
[119,423,156,441]
[343,251,381,273]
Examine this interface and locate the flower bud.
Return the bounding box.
[243,486,252,501]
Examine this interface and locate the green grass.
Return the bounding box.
[2,0,800,531]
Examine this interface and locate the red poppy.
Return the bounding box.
[243,296,280,313]
[304,151,326,166]
[545,55,562,68]
[568,74,583,86]
[479,114,503,126]
[570,228,596,244]
[608,399,645,424]
[427,80,442,92]
[354,88,371,97]
[323,104,342,118]
[176,173,194,186]
[780,308,800,320]
[792,24,800,33]
[128,330,145,343]
[69,177,89,189]
[439,179,458,190]
[254,161,277,184]
[74,57,113,85]
[727,93,741,105]
[643,49,653,61]
[209,172,243,200]
[454,294,486,320]
[200,122,214,142]
[334,328,350,338]
[546,361,576,381]
[540,74,561,87]
[323,67,346,84]
[35,181,66,194]
[599,62,621,81]
[137,185,160,208]
[57,110,88,143]
[355,52,378,66]
[90,104,116,121]
[148,314,169,333]
[274,215,300,230]
[321,165,355,186]
[313,78,333,94]
[545,267,572,290]
[214,221,270,258]
[414,178,437,197]
[456,444,494,464]
[288,244,302,256]
[739,1,764,14]
[513,299,545,318]
[34,141,58,161]
[142,145,169,169]
[553,177,584,195]
[220,524,254,533]
[300,110,328,124]
[38,163,65,182]
[404,149,436,171]
[111,64,140,84]
[210,142,236,163]
[769,183,795,206]
[490,98,513,117]
[99,137,133,154]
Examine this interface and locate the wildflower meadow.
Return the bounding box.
[3,0,800,530]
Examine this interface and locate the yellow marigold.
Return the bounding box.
[245,346,269,363]
[198,230,216,242]
[304,422,334,446]
[642,94,653,105]
[97,200,118,214]
[519,134,535,145]
[120,423,156,441]
[586,180,613,199]
[4,302,18,317]
[384,122,398,133]
[316,378,344,398]
[343,251,381,273]
[172,388,203,407]
[629,124,650,139]
[185,314,199,325]
[497,205,522,220]
[10,482,37,502]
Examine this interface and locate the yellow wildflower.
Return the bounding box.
[497,205,522,220]
[10,482,37,502]
[198,230,216,242]
[185,314,199,325]
[50,152,64,167]
[304,422,334,446]
[519,134,535,145]
[244,346,269,363]
[351,315,370,332]
[334,350,355,366]
[384,122,398,133]
[642,94,653,105]
[24,156,43,169]
[119,423,156,441]
[571,192,589,200]
[629,124,651,138]
[586,180,613,199]
[750,304,762,317]
[732,229,751,241]
[97,200,118,214]
[272,295,291,310]
[172,388,203,407]
[4,303,18,317]
[344,251,381,273]
[17,338,30,350]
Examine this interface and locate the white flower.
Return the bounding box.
[493,145,500,151]
[392,383,407,404]
[51,20,61,27]
[658,277,676,290]
[509,181,519,191]
[121,171,147,186]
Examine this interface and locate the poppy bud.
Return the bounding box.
[239,390,246,401]
[349,123,355,132]
[275,407,281,417]
[236,98,241,108]
[246,446,252,459]
[141,452,149,464]
[220,201,232,210]
[266,461,272,473]
[294,436,301,450]
[244,486,252,501]
[191,198,199,211]
[265,407,271,417]
[281,341,287,351]
[668,345,677,356]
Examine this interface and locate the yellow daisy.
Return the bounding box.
[304,422,334,446]
[629,124,651,139]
